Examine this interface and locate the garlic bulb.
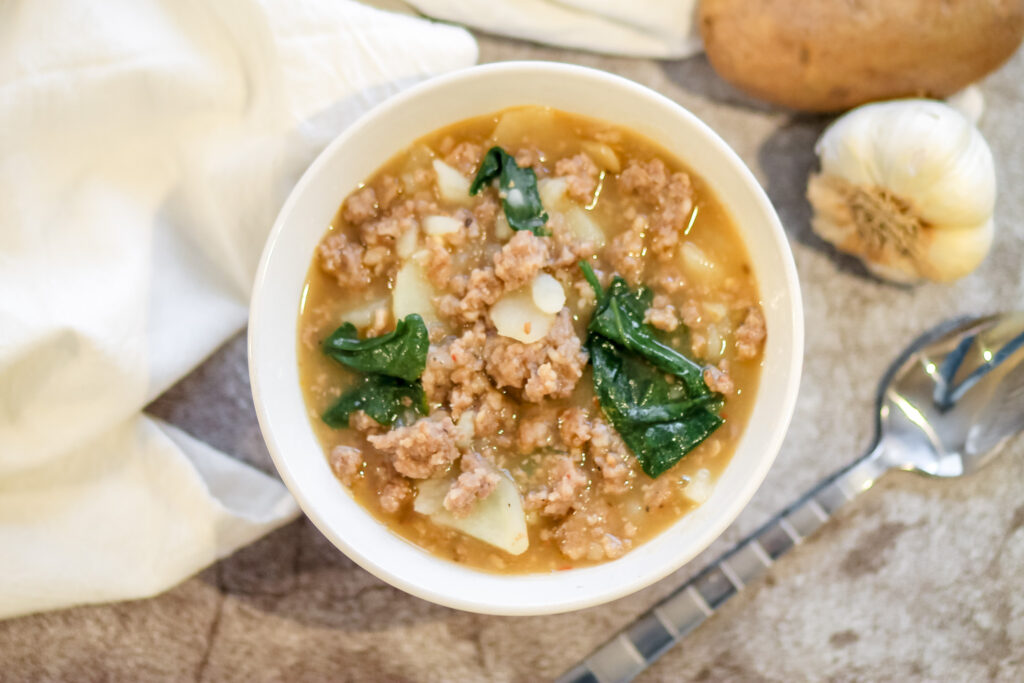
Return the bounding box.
[807,99,995,283]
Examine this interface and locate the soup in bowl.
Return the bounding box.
[250,62,802,614]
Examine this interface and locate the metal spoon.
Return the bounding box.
[559,312,1024,683]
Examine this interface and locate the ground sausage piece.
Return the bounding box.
[553,498,631,561]
[648,172,694,260]
[559,407,592,451]
[342,186,378,226]
[642,476,676,509]
[618,159,695,261]
[525,455,588,517]
[377,464,413,514]
[606,214,647,286]
[367,413,461,479]
[349,410,383,435]
[588,419,635,494]
[328,445,362,486]
[735,306,767,360]
[644,294,680,332]
[485,309,588,402]
[555,153,601,204]
[443,452,501,518]
[518,412,557,453]
[376,174,402,211]
[453,267,503,323]
[493,230,548,291]
[444,141,484,177]
[703,362,735,396]
[448,322,490,420]
[422,343,454,405]
[473,388,516,438]
[317,232,372,290]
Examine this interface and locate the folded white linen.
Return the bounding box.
[403,0,701,58]
[0,0,477,619]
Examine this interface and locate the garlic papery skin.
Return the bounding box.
[807,99,996,283]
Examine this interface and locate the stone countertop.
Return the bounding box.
[2,35,1023,683]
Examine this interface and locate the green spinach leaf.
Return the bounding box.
[589,338,723,478]
[470,146,549,236]
[580,261,708,397]
[322,313,428,382]
[321,374,427,429]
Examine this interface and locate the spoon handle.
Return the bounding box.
[557,446,890,683]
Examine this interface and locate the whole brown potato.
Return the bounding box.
[700,0,1024,112]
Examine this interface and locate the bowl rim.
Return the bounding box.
[249,60,804,615]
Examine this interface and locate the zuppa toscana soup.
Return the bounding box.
[297,106,766,572]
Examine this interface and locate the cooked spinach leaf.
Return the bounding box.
[321,374,427,428]
[580,261,708,397]
[322,313,428,382]
[470,146,549,236]
[589,338,723,478]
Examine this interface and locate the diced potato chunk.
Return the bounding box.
[680,241,723,288]
[341,297,390,328]
[531,273,566,314]
[494,210,512,240]
[432,159,473,206]
[396,224,419,258]
[538,177,571,211]
[684,468,714,505]
[414,474,529,555]
[423,215,462,236]
[393,260,438,324]
[565,207,607,247]
[489,287,555,343]
[581,141,620,173]
[490,107,573,152]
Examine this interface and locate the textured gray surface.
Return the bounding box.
[2,35,1023,683]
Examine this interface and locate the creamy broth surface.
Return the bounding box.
[297,107,765,573]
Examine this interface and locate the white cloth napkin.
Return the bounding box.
[0,0,476,619]
[403,0,702,58]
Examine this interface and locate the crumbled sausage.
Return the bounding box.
[525,455,588,517]
[378,464,413,514]
[376,174,402,210]
[317,232,372,289]
[642,476,676,509]
[553,498,631,561]
[473,388,516,438]
[422,343,454,405]
[443,452,501,518]
[606,214,646,286]
[444,141,484,177]
[703,362,735,396]
[735,306,766,360]
[518,412,557,453]
[555,153,601,204]
[514,147,542,169]
[618,159,695,261]
[448,322,490,420]
[559,407,592,451]
[349,410,383,435]
[424,240,454,288]
[328,445,363,486]
[485,309,588,402]
[644,294,680,332]
[367,414,461,479]
[452,267,503,324]
[342,186,378,226]
[588,419,635,494]
[493,230,548,291]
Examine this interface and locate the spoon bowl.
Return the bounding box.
[877,313,1024,478]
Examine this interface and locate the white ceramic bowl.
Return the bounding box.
[249,61,803,615]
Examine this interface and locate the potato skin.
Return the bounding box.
[700,0,1024,112]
